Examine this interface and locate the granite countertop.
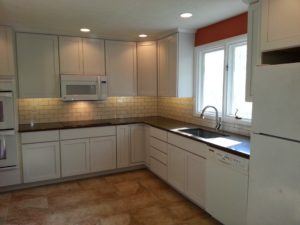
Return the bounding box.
[19,116,250,159]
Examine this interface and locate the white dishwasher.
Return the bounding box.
[206,147,249,225]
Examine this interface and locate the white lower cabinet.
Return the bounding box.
[130,124,145,164]
[61,138,90,177]
[22,141,60,183]
[167,144,186,193]
[116,125,130,168]
[117,124,145,168]
[186,152,206,207]
[167,132,207,208]
[90,136,116,172]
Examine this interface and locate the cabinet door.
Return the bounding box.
[158,34,177,97]
[167,144,186,193]
[246,2,261,102]
[261,0,300,51]
[22,142,60,183]
[158,37,169,96]
[0,26,15,76]
[167,34,178,97]
[61,138,90,177]
[106,40,137,96]
[137,41,157,96]
[82,38,105,76]
[186,152,206,208]
[130,124,145,164]
[59,36,83,75]
[90,136,116,172]
[116,125,130,168]
[17,33,60,98]
[144,125,151,166]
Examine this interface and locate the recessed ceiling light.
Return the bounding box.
[80,28,91,33]
[180,13,193,18]
[139,34,148,38]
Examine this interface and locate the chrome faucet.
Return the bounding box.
[200,105,222,130]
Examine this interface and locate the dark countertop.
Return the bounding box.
[19,116,250,159]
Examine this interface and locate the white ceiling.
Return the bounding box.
[0,0,247,41]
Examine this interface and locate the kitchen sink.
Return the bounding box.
[178,128,229,139]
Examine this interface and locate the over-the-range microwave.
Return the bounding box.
[61,75,107,101]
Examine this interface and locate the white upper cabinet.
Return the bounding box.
[17,33,60,98]
[137,41,157,96]
[158,32,194,97]
[0,26,15,76]
[82,38,105,75]
[59,36,105,75]
[105,40,137,96]
[59,36,83,75]
[245,1,261,102]
[261,0,300,51]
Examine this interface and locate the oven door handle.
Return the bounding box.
[0,92,12,98]
[0,130,15,136]
[0,135,6,160]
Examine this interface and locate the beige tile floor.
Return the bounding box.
[0,169,222,225]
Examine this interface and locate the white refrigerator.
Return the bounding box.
[247,63,300,225]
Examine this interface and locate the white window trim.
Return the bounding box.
[193,34,251,126]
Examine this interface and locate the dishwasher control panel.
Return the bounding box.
[208,148,249,174]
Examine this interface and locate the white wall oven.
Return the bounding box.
[0,80,17,169]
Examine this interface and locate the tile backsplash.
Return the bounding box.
[157,97,251,136]
[18,96,250,136]
[18,97,157,124]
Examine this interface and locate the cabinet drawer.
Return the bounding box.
[150,147,167,165]
[150,157,167,180]
[150,127,167,141]
[168,132,207,158]
[150,137,167,154]
[60,126,115,140]
[21,130,59,144]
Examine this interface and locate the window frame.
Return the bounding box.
[194,34,251,125]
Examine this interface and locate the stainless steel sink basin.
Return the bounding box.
[178,128,228,139]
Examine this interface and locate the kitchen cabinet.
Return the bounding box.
[0,168,21,187]
[186,152,206,207]
[117,124,145,168]
[261,0,300,51]
[116,125,130,168]
[137,41,157,96]
[82,38,105,75]
[130,124,145,164]
[90,136,116,172]
[59,36,83,75]
[167,144,186,192]
[144,125,151,166]
[158,32,194,97]
[149,127,168,180]
[105,40,137,96]
[245,1,261,102]
[167,132,207,208]
[61,138,90,177]
[0,26,15,76]
[21,130,61,183]
[22,142,60,183]
[17,33,60,98]
[59,36,105,75]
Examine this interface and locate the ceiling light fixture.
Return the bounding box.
[139,34,148,38]
[180,13,193,18]
[80,28,91,33]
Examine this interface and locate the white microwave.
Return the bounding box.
[61,75,107,101]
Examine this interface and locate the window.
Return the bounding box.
[195,35,252,122]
